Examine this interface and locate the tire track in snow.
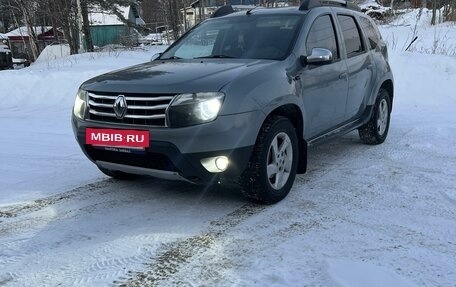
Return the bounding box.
[0,179,114,218]
[117,203,266,287]
[87,250,156,273]
[438,190,456,206]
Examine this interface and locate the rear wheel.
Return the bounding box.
[239,116,298,204]
[98,167,138,180]
[358,88,392,145]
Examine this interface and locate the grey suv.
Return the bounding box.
[72,0,393,204]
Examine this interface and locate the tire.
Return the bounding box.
[239,116,299,204]
[98,167,138,180]
[358,88,392,145]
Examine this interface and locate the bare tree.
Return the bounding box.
[11,0,40,60]
[52,0,79,54]
[80,0,94,52]
[163,0,180,39]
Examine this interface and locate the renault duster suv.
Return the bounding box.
[72,0,393,204]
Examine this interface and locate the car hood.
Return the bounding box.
[81,59,276,94]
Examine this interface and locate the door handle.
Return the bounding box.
[339,73,348,80]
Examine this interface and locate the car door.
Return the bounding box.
[299,14,349,138]
[336,14,375,121]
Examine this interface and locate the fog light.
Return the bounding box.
[215,156,229,170]
[201,156,229,173]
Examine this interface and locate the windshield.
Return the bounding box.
[161,14,302,60]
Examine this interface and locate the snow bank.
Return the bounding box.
[391,8,435,27]
[380,9,456,55]
[390,52,456,107]
[0,47,166,112]
[35,44,71,63]
[0,46,167,204]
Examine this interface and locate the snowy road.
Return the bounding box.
[1,28,456,286]
[0,178,250,285]
[1,118,456,286]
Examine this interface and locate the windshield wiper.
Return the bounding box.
[194,55,235,59]
[160,56,183,60]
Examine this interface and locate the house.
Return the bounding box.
[89,5,145,47]
[5,26,60,60]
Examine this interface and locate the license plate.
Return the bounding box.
[86,128,149,149]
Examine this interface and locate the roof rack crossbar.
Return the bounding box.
[211,5,235,18]
[299,0,360,11]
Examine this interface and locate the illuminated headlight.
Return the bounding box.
[167,92,225,127]
[73,89,87,120]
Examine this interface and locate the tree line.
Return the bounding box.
[1,0,454,61]
[0,0,300,60]
[0,0,152,60]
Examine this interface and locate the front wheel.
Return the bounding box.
[239,116,298,204]
[358,89,392,145]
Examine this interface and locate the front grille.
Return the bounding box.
[85,146,178,172]
[87,92,175,127]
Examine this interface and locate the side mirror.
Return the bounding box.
[150,53,162,61]
[302,48,333,65]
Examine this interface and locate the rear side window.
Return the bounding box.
[337,15,364,58]
[306,15,339,59]
[359,17,381,50]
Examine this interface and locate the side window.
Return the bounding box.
[306,15,339,60]
[359,17,381,50]
[337,15,364,58]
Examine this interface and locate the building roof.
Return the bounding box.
[6,26,53,37]
[89,5,145,26]
[89,6,130,26]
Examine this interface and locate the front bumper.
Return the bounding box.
[72,111,264,184]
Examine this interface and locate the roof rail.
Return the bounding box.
[299,0,361,11]
[211,5,235,18]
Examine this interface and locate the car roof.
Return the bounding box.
[224,6,307,18]
[213,2,362,19]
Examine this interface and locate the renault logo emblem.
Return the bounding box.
[113,95,127,119]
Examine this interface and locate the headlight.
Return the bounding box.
[167,92,225,127]
[73,89,87,120]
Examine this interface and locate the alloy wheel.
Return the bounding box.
[266,132,293,190]
[377,98,389,136]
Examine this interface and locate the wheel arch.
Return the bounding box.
[264,104,307,174]
[380,79,394,109]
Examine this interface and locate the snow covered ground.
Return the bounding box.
[380,9,456,56]
[1,12,456,287]
[0,47,163,205]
